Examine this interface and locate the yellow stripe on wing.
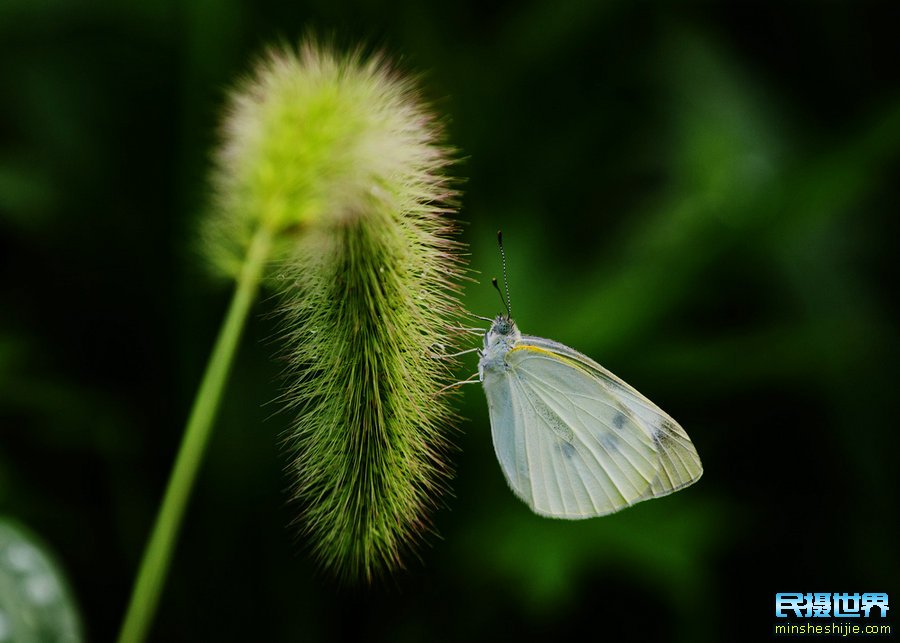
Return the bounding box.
[508,344,594,376]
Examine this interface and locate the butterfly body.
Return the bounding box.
[478,314,702,519]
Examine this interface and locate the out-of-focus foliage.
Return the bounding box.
[1,1,897,641]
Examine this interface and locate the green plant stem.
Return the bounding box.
[117,226,273,643]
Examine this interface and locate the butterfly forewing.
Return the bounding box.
[507,346,661,518]
[520,336,703,500]
[513,373,603,516]
[480,319,702,519]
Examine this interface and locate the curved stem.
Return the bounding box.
[117,226,273,643]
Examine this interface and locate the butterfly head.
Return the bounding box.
[483,314,521,353]
[492,314,514,335]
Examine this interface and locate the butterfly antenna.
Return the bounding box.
[497,230,512,317]
[491,277,510,317]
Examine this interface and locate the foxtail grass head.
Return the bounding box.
[203,40,465,581]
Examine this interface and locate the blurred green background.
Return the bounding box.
[2,1,898,641]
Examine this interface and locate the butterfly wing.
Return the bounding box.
[483,338,702,519]
[520,336,703,500]
[482,369,529,500]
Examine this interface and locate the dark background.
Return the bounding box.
[2,1,898,641]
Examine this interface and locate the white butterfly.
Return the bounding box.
[474,234,702,519]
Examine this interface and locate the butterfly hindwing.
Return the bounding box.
[484,370,531,503]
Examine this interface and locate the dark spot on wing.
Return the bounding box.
[612,411,627,430]
[560,442,576,459]
[653,419,677,448]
